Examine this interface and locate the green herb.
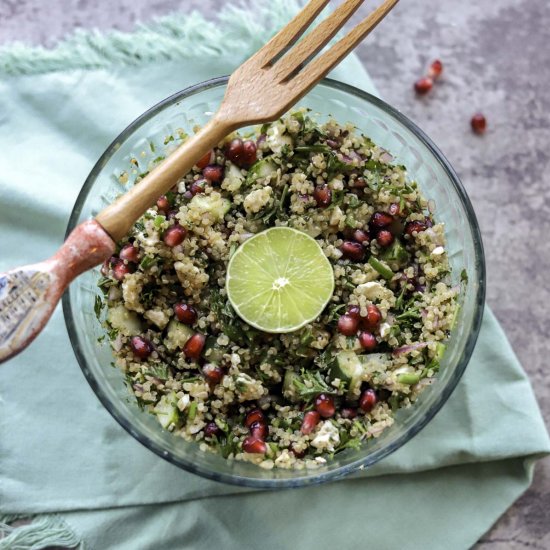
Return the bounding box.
[163,135,175,145]
[97,334,106,344]
[94,295,104,320]
[140,255,160,270]
[153,155,166,164]
[153,215,165,229]
[294,145,331,153]
[165,191,176,206]
[97,276,114,295]
[326,303,346,324]
[397,373,420,385]
[181,376,201,384]
[292,370,336,401]
[149,142,156,153]
[333,431,362,454]
[353,419,368,436]
[460,269,468,284]
[347,194,361,209]
[148,364,169,380]
[134,221,146,232]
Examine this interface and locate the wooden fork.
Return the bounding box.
[0,0,399,363]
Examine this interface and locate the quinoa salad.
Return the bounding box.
[95,110,459,470]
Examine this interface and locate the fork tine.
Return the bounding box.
[274,0,366,81]
[290,0,399,90]
[250,0,330,68]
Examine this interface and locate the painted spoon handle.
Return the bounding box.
[0,221,115,363]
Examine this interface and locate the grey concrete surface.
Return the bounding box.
[1,0,549,548]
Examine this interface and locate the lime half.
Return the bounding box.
[226,227,334,333]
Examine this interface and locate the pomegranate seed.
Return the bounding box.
[112,260,133,281]
[313,184,332,207]
[315,393,336,418]
[225,138,244,163]
[358,331,377,351]
[119,243,139,263]
[347,305,361,320]
[202,164,223,183]
[340,241,365,261]
[163,224,187,247]
[301,411,321,435]
[196,150,213,170]
[428,59,443,79]
[414,77,433,95]
[370,211,394,228]
[338,314,359,336]
[156,195,170,213]
[341,407,358,419]
[204,422,220,438]
[174,302,198,325]
[364,304,381,328]
[352,229,370,244]
[189,179,206,196]
[183,333,206,360]
[388,203,400,216]
[377,230,394,247]
[244,409,266,428]
[240,140,258,168]
[359,388,378,412]
[250,421,268,440]
[289,443,306,458]
[242,436,267,454]
[404,220,427,236]
[203,364,224,385]
[130,336,152,359]
[351,177,367,189]
[471,113,487,135]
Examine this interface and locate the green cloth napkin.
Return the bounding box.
[0,2,548,549]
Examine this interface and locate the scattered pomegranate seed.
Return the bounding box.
[203,364,224,385]
[119,243,139,263]
[340,241,365,261]
[225,138,243,163]
[250,421,268,440]
[414,77,433,95]
[183,333,206,360]
[428,59,443,80]
[112,260,134,281]
[363,304,382,329]
[240,140,258,168]
[347,305,361,320]
[315,393,336,418]
[338,314,359,336]
[341,407,358,419]
[471,113,487,135]
[377,230,394,247]
[196,150,214,170]
[388,203,400,216]
[358,331,377,351]
[174,302,198,325]
[204,422,220,438]
[301,410,321,434]
[242,436,267,454]
[313,184,332,207]
[130,336,153,360]
[404,220,427,237]
[351,176,367,189]
[163,224,187,247]
[244,409,266,428]
[189,179,206,196]
[359,388,378,412]
[352,228,370,244]
[156,195,170,213]
[370,211,394,228]
[202,164,224,183]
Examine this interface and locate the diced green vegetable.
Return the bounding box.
[107,304,142,336]
[153,392,180,429]
[332,351,363,398]
[204,336,226,363]
[245,158,278,186]
[397,373,421,385]
[189,194,231,222]
[165,319,194,351]
[187,401,197,422]
[368,256,394,280]
[380,239,409,269]
[283,369,300,402]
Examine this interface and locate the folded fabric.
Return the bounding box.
[0,2,548,549]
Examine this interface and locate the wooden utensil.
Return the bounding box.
[0,0,399,363]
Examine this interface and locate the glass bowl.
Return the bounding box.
[63,77,485,488]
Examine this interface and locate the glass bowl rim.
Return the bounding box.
[63,76,486,489]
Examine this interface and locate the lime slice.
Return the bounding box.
[226,227,334,333]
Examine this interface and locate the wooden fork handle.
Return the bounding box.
[95,114,235,242]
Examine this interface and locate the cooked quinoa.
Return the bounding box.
[96,110,459,470]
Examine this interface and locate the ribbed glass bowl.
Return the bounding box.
[63,77,485,488]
